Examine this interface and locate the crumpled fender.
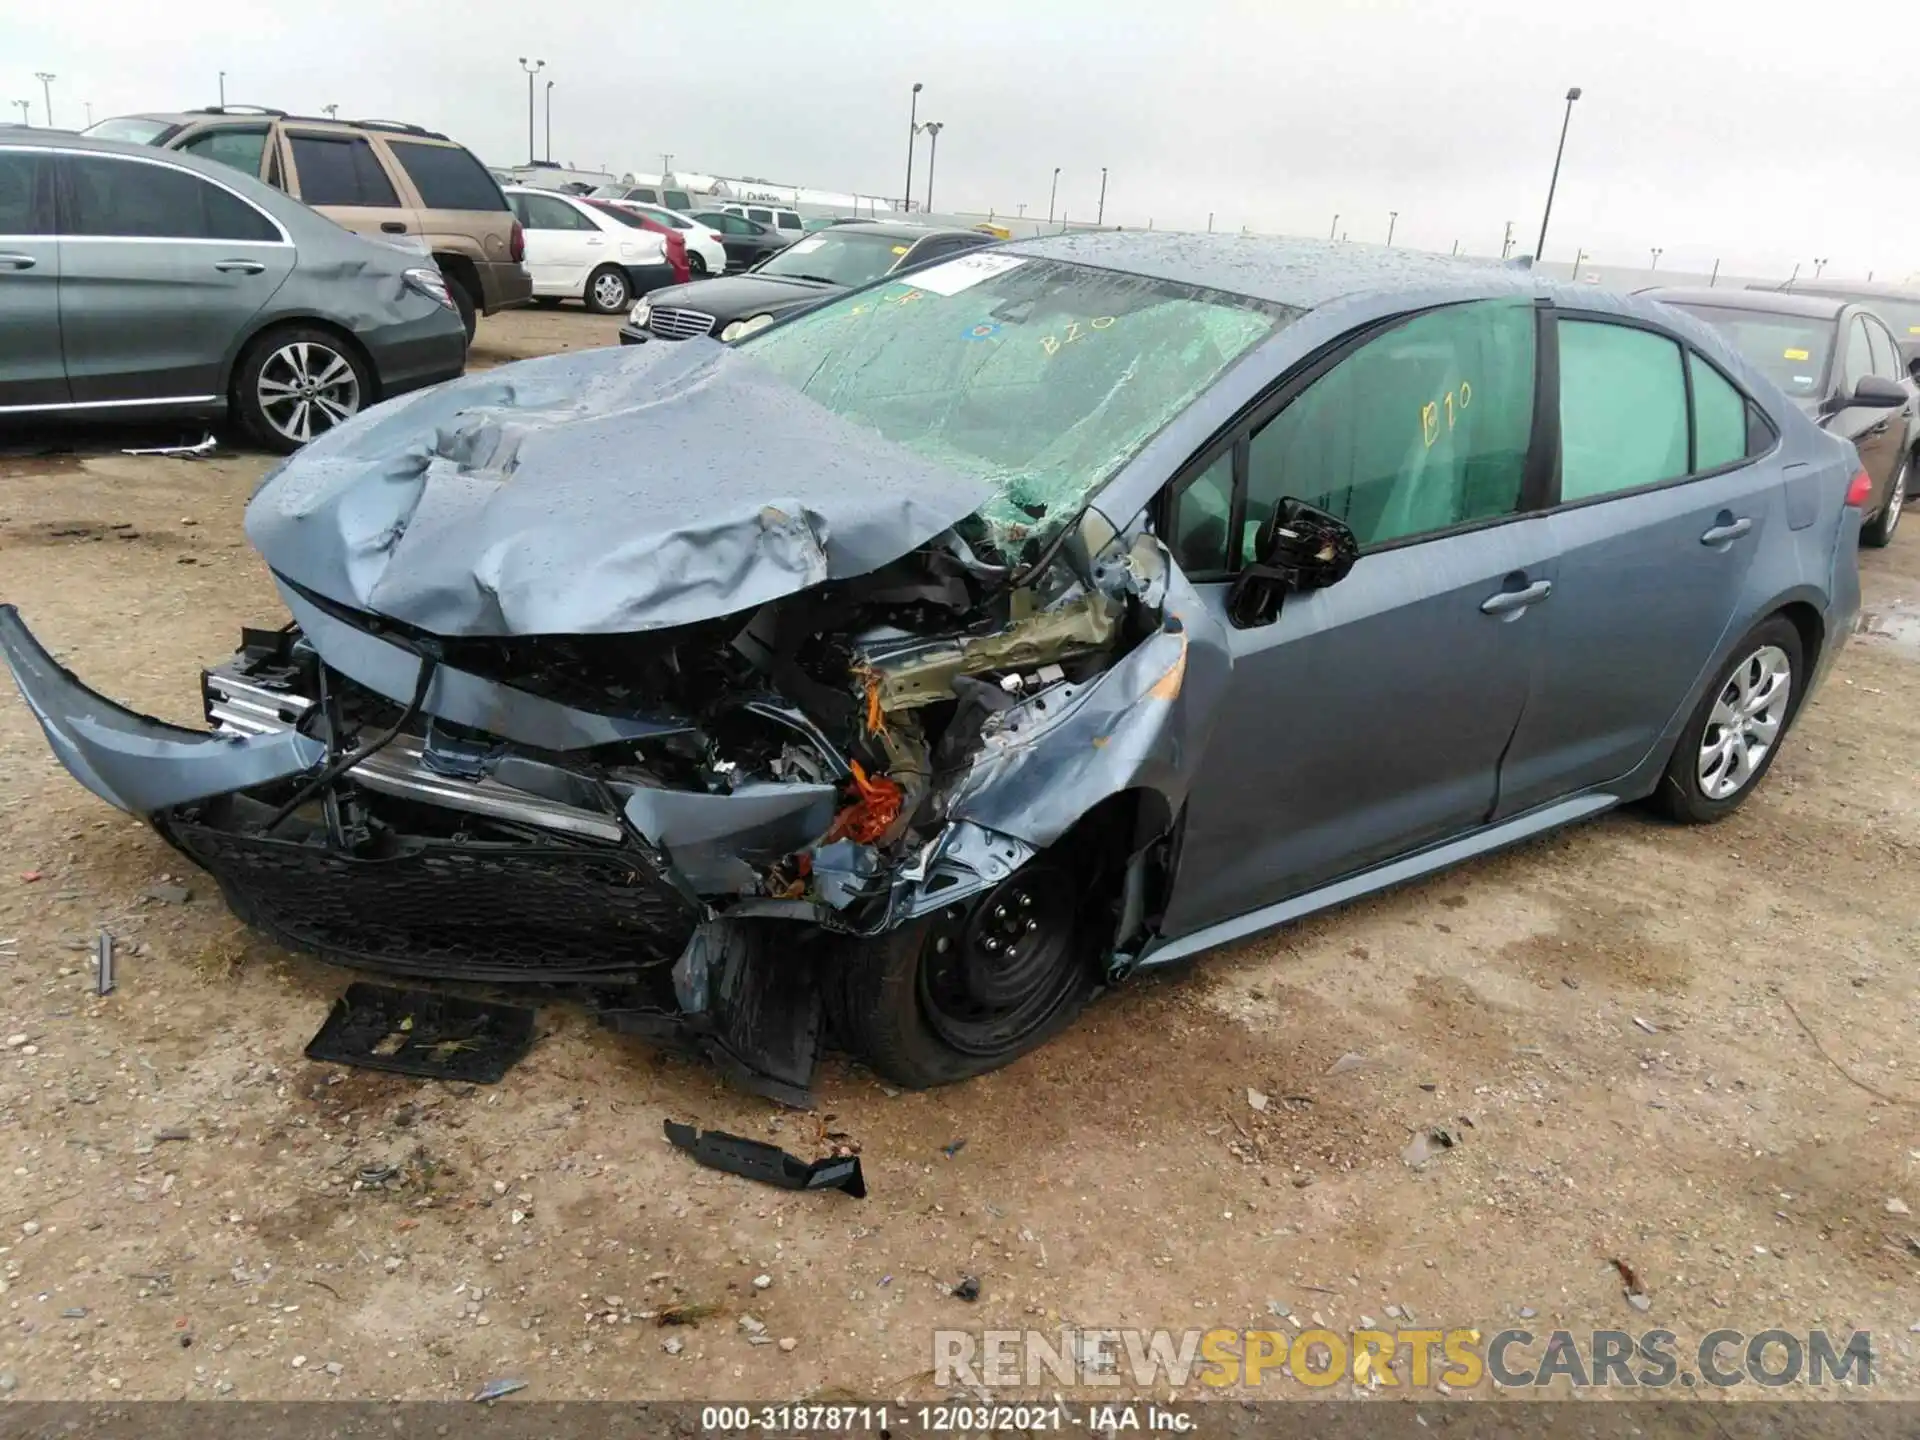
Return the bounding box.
[0,605,325,815]
[943,557,1231,849]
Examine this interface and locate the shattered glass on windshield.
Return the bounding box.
[741,257,1291,557]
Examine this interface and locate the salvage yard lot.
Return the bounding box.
[1,307,1917,1402]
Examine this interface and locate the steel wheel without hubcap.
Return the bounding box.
[916,862,1083,1057]
[1697,644,1792,800]
[256,341,360,445]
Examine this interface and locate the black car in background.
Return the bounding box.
[688,210,793,271]
[1755,281,1920,378]
[1649,287,1919,545]
[620,222,996,344]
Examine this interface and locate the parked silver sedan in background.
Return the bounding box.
[0,129,468,451]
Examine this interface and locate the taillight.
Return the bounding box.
[1845,469,1872,507]
[509,219,526,264]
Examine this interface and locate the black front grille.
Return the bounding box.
[164,820,697,984]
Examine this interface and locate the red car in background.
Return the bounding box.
[585,199,691,286]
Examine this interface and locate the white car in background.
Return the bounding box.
[720,202,806,236]
[600,199,729,278]
[503,186,675,314]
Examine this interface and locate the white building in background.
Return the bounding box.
[616,170,896,216]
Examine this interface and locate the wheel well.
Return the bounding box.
[433,252,480,307]
[1774,601,1825,692]
[227,317,379,402]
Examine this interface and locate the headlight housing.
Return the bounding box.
[403,266,456,312]
[629,300,652,328]
[720,313,776,343]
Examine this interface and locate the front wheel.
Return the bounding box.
[584,264,631,314]
[1864,454,1909,547]
[825,857,1100,1088]
[232,326,370,454]
[1649,615,1802,824]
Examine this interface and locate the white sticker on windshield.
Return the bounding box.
[909,252,1028,296]
[786,234,827,254]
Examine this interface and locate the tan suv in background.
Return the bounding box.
[86,107,532,336]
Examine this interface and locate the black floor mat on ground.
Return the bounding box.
[304,983,536,1083]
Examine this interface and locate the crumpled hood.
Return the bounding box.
[245,342,993,637]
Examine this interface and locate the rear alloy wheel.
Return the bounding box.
[827,858,1099,1088]
[1650,615,1802,823]
[585,264,631,314]
[1864,454,1909,547]
[234,327,369,453]
[688,253,709,277]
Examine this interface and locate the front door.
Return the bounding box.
[0,148,66,408]
[1159,297,1555,935]
[1498,320,1778,812]
[54,152,294,404]
[1833,313,1905,509]
[509,191,605,296]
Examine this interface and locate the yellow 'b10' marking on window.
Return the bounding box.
[1421,381,1472,447]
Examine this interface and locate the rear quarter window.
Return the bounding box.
[387,141,508,211]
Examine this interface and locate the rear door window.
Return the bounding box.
[177,126,270,179]
[61,154,279,242]
[0,151,49,234]
[777,211,803,230]
[1558,320,1688,501]
[663,190,692,210]
[387,141,507,211]
[746,207,774,225]
[288,134,400,207]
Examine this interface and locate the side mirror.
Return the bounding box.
[1850,375,1909,409]
[1227,497,1359,629]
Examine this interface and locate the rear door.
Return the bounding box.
[280,130,419,241]
[1160,298,1555,933]
[0,147,67,408]
[507,191,601,294]
[1496,315,1780,813]
[55,150,294,404]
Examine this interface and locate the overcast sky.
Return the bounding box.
[8,0,1917,284]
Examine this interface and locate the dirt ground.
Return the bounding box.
[1,306,1917,1406]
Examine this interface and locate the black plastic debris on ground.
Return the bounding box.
[305,983,535,1084]
[664,1119,866,1198]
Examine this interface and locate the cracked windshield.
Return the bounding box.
[742,255,1290,550]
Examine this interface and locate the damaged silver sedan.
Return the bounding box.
[0,235,1862,1100]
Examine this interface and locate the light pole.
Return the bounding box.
[84,101,92,127]
[217,71,226,107]
[322,103,338,119]
[1329,213,1339,240]
[545,79,554,162]
[517,58,544,165]
[1813,257,1829,279]
[10,100,28,126]
[1096,166,1107,225]
[1501,220,1515,259]
[1048,167,1061,225]
[902,82,922,213]
[1571,247,1587,278]
[34,73,55,128]
[1535,86,1583,261]
[1386,210,1398,246]
[1649,247,1663,271]
[920,122,943,212]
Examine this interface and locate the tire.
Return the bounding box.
[688,253,708,277]
[825,852,1105,1088]
[584,264,631,315]
[1864,454,1910,547]
[445,274,478,341]
[231,326,371,454]
[1649,615,1803,824]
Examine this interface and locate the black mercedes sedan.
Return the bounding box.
[619,221,996,344]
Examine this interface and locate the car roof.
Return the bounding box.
[1644,287,1849,320]
[1762,281,1920,303]
[1003,231,1552,310]
[104,110,454,142]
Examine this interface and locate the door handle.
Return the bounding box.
[214,259,266,274]
[380,221,407,234]
[0,253,36,270]
[1700,517,1753,545]
[1480,579,1552,615]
